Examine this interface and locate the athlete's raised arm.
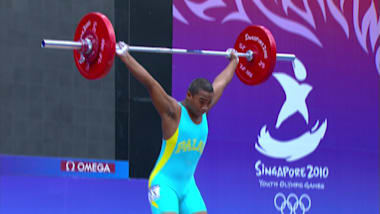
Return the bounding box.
[209,49,239,111]
[116,42,180,139]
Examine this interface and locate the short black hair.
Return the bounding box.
[188,78,213,95]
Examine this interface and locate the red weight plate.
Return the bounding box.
[234,25,277,85]
[74,12,116,80]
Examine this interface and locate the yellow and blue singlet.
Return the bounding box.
[148,102,208,213]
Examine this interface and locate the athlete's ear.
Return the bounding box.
[186,91,192,99]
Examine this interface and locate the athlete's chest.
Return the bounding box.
[174,116,208,155]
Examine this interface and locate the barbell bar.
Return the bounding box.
[41,12,296,85]
[41,39,295,62]
[41,39,255,61]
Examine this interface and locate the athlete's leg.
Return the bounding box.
[179,178,207,214]
[149,183,179,214]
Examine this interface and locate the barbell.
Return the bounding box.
[41,12,295,85]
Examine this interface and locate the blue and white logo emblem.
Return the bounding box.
[255,58,327,162]
[148,185,160,202]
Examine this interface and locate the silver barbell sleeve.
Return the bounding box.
[41,39,82,50]
[276,53,296,61]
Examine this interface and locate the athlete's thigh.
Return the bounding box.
[179,180,207,214]
[149,183,179,214]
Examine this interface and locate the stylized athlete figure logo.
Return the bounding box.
[255,58,327,162]
[274,192,311,214]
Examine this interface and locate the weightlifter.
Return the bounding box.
[116,41,238,214]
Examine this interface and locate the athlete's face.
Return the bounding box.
[187,90,213,116]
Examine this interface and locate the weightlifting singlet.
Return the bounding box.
[148,102,208,213]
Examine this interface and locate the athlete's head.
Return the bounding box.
[185,78,214,116]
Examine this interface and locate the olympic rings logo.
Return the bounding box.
[274,192,311,214]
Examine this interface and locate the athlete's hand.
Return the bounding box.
[226,48,239,64]
[116,41,130,60]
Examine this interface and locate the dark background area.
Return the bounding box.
[115,0,172,178]
[0,0,172,178]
